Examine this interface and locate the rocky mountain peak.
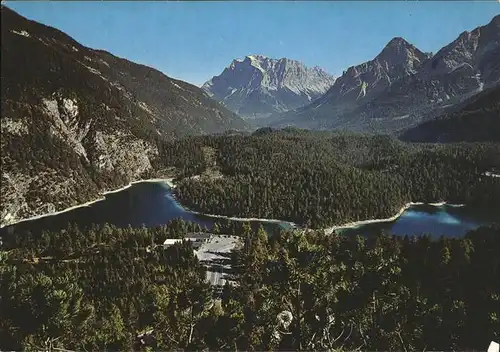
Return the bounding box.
[202,55,336,118]
[378,37,418,58]
[270,14,499,135]
[385,36,411,49]
[419,13,499,80]
[313,37,427,108]
[246,54,267,61]
[376,37,429,74]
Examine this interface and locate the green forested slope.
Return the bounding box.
[1,220,499,350]
[159,129,500,228]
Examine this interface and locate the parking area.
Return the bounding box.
[195,235,240,287]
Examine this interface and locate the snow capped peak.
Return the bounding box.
[203,55,336,118]
[246,54,267,61]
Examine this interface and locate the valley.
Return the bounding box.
[0,5,247,227]
[1,3,500,352]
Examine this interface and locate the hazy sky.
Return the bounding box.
[5,1,499,86]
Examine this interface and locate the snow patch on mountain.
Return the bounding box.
[11,29,30,37]
[202,55,336,118]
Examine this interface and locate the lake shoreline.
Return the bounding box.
[165,182,298,226]
[322,201,466,235]
[168,190,297,226]
[191,209,298,226]
[2,176,467,233]
[180,199,466,235]
[171,185,467,233]
[171,182,466,234]
[0,177,176,229]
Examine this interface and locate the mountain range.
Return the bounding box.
[266,14,500,134]
[202,55,336,119]
[0,6,247,226]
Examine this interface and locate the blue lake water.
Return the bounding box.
[1,181,498,238]
[0,182,289,236]
[339,204,499,238]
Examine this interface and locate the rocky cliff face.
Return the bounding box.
[313,37,429,109]
[0,6,247,227]
[270,15,500,133]
[202,55,336,118]
[355,14,500,130]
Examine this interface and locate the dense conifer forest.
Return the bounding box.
[1,219,499,350]
[2,129,499,350]
[156,129,500,228]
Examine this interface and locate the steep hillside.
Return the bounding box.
[312,38,429,111]
[400,85,500,143]
[203,55,336,118]
[0,6,247,227]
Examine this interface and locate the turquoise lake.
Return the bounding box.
[1,181,498,238]
[338,204,498,238]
